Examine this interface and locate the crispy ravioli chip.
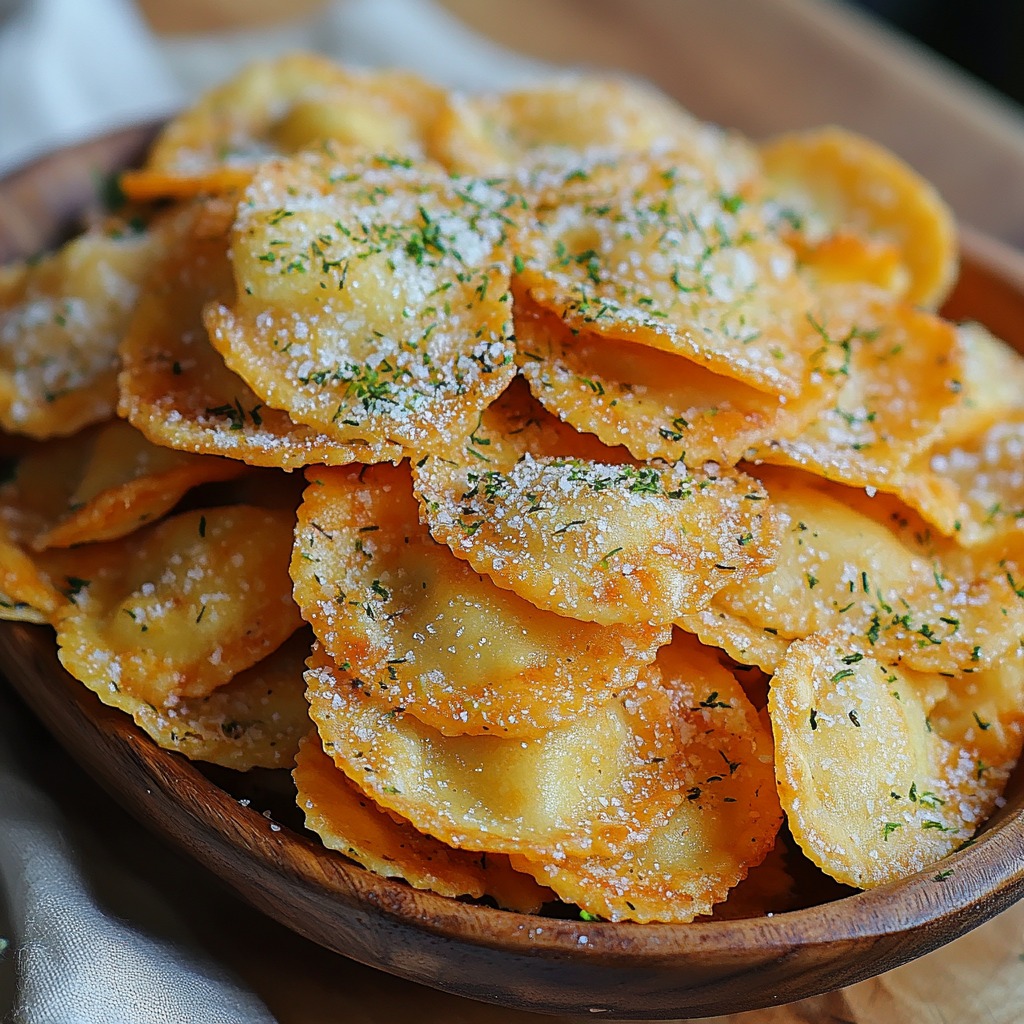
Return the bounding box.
[292,462,669,737]
[514,154,823,398]
[0,527,81,623]
[0,226,160,438]
[752,298,964,487]
[0,419,244,551]
[293,733,550,911]
[761,126,957,309]
[414,383,778,626]
[306,644,677,858]
[429,76,754,183]
[913,417,1024,557]
[771,632,1024,888]
[82,629,312,770]
[119,205,400,468]
[122,54,445,200]
[56,506,302,707]
[515,294,839,466]
[679,466,1024,674]
[880,324,1024,541]
[511,633,782,922]
[205,151,518,455]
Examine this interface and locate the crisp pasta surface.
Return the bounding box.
[4,53,1021,924]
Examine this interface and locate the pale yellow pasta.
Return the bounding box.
[87,629,314,770]
[0,419,244,552]
[679,465,1024,674]
[0,225,160,438]
[118,204,400,468]
[515,155,824,398]
[414,382,779,626]
[511,632,782,922]
[429,76,756,186]
[3,51,1019,909]
[761,126,958,309]
[123,54,445,199]
[56,506,302,707]
[752,298,965,487]
[515,294,839,466]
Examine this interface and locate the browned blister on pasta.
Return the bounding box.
[122,54,445,200]
[306,643,678,859]
[510,632,782,922]
[414,382,779,626]
[56,505,302,707]
[679,465,1024,674]
[205,151,518,455]
[515,295,840,466]
[514,155,824,399]
[761,126,958,309]
[292,462,669,737]
[771,631,1023,888]
[118,204,399,468]
[0,225,162,438]
[293,732,552,911]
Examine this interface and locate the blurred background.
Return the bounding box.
[133,0,1024,112]
[850,0,1024,108]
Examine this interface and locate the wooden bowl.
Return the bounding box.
[2,124,1023,1021]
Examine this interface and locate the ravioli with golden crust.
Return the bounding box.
[679,465,1024,674]
[511,632,782,922]
[0,225,161,438]
[428,76,755,186]
[85,629,313,770]
[771,632,1023,887]
[119,203,401,468]
[0,419,245,552]
[122,54,445,201]
[414,381,779,626]
[294,733,552,911]
[751,297,964,489]
[761,126,958,309]
[206,151,518,456]
[514,154,824,399]
[515,294,839,466]
[56,506,302,707]
[293,462,669,737]
[306,643,678,859]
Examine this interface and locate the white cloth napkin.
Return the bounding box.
[0,3,547,1020]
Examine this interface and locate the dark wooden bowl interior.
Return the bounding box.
[2,124,1023,1020]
